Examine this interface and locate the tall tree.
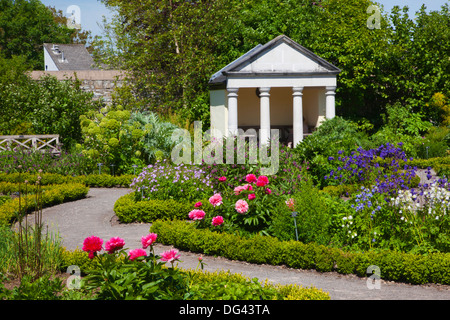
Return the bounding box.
[0,0,91,70]
[95,0,235,125]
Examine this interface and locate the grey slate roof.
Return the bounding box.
[44,43,98,70]
[208,35,341,88]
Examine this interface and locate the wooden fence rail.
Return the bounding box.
[0,135,61,155]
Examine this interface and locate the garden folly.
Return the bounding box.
[171,121,280,175]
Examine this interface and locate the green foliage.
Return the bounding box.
[0,182,89,225]
[0,0,89,70]
[0,172,135,188]
[0,148,96,176]
[293,116,372,186]
[114,193,196,223]
[59,248,330,300]
[82,250,191,300]
[79,108,180,174]
[2,274,65,300]
[0,72,100,149]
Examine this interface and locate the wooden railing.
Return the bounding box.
[0,135,61,155]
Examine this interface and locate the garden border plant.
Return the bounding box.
[149,219,450,285]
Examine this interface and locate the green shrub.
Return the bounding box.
[0,183,89,225]
[0,172,135,188]
[114,193,198,223]
[150,219,450,285]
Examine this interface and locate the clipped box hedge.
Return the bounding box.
[0,172,135,188]
[0,183,89,225]
[113,193,203,223]
[150,220,450,285]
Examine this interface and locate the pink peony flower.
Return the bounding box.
[212,215,224,226]
[265,188,272,195]
[235,199,249,214]
[245,174,257,183]
[218,176,227,182]
[256,175,269,187]
[161,249,180,264]
[248,193,256,200]
[209,193,223,207]
[189,209,206,220]
[194,201,202,208]
[234,184,253,195]
[105,237,125,254]
[286,198,295,211]
[141,233,158,249]
[82,236,103,259]
[129,248,147,260]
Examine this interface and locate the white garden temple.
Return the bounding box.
[208,35,341,147]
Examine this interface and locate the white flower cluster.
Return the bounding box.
[422,183,450,217]
[391,182,450,221]
[342,215,357,238]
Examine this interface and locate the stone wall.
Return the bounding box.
[29,70,126,104]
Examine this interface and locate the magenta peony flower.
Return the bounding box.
[82,236,103,259]
[248,193,256,200]
[245,174,257,183]
[211,215,224,226]
[105,237,125,254]
[194,201,202,208]
[129,248,147,260]
[235,199,249,214]
[256,175,269,187]
[161,249,180,264]
[209,193,223,207]
[141,233,158,249]
[189,209,206,220]
[265,188,272,194]
[218,176,227,182]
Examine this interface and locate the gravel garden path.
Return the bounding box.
[34,187,450,300]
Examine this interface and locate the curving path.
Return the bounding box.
[32,187,450,300]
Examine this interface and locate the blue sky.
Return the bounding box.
[41,0,449,39]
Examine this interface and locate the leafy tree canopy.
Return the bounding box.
[0,0,91,70]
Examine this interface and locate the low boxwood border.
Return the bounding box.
[150,219,450,285]
[113,193,208,223]
[0,172,135,188]
[0,183,89,225]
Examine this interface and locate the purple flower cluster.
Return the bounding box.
[131,159,214,201]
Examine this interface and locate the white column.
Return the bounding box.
[227,88,239,136]
[259,87,271,145]
[292,86,304,147]
[325,86,336,119]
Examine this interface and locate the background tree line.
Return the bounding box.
[94,0,449,131]
[0,0,449,153]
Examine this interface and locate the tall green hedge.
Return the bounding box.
[150,220,450,285]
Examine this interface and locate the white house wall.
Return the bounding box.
[44,47,58,71]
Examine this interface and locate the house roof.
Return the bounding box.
[209,35,341,88]
[43,43,98,71]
